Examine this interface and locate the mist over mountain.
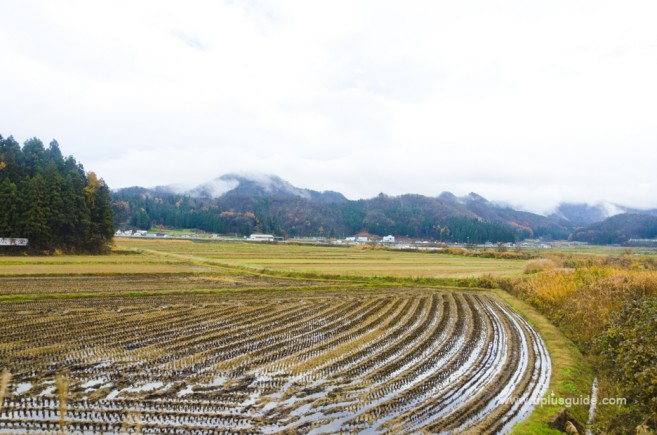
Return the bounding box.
[148,173,348,204]
[111,174,657,244]
[550,202,618,225]
[551,202,657,224]
[551,202,657,225]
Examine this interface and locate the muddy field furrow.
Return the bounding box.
[425,298,522,432]
[388,295,503,432]
[312,296,421,377]
[233,299,389,374]
[287,298,405,368]
[476,306,551,434]
[144,301,336,366]
[357,294,486,429]
[339,294,439,380]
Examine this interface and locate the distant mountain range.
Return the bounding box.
[110,174,657,244]
[551,202,657,225]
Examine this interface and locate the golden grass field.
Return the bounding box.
[114,238,528,278]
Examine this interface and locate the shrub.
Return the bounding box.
[475,273,499,289]
[513,268,657,345]
[595,297,657,431]
[524,258,557,274]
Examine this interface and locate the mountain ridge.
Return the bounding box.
[118,173,535,210]
[571,213,657,244]
[111,173,657,243]
[127,173,349,204]
[112,174,569,242]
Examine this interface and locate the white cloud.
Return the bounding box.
[1,0,656,213]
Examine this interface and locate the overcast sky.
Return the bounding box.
[1,1,656,213]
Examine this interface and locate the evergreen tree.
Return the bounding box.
[43,163,66,249]
[0,178,18,236]
[19,174,50,246]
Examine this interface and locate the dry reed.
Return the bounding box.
[0,369,11,414]
[56,373,69,434]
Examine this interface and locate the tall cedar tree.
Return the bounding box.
[0,134,114,254]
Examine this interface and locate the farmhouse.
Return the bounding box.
[382,235,395,243]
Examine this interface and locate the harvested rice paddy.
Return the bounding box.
[0,239,550,433]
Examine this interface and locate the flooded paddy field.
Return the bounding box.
[0,278,549,434]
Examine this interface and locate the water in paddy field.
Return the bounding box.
[0,291,550,433]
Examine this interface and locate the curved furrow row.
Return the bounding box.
[304,293,446,417]
[313,295,424,378]
[383,294,503,431]
[464,304,551,434]
[341,293,442,381]
[297,294,465,431]
[359,293,490,429]
[183,299,367,375]
[364,292,465,397]
[147,300,340,369]
[233,298,390,374]
[144,302,316,356]
[418,296,522,432]
[282,297,410,374]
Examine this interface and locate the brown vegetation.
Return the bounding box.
[492,254,657,432]
[0,369,10,415]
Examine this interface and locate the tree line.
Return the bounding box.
[112,189,521,243]
[0,134,114,254]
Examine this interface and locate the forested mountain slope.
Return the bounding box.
[112,174,571,242]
